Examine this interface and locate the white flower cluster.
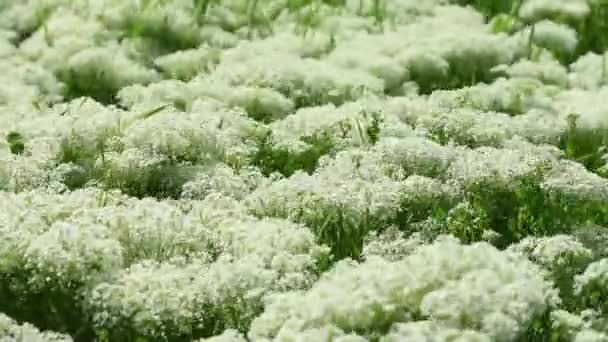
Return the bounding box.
[446,143,557,186]
[492,56,569,86]
[181,163,268,201]
[88,217,329,338]
[569,53,608,90]
[529,20,579,58]
[326,5,524,93]
[508,235,594,304]
[268,100,392,152]
[121,100,258,162]
[154,46,222,81]
[0,313,72,342]
[23,221,123,291]
[519,0,591,22]
[0,187,329,339]
[382,321,492,342]
[542,160,608,202]
[250,236,558,341]
[372,136,454,177]
[509,235,593,272]
[361,227,426,261]
[574,258,608,312]
[247,146,461,259]
[429,77,558,115]
[550,309,608,342]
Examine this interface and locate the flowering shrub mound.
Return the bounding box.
[2,0,608,341]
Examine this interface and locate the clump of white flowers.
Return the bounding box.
[528,20,579,59]
[197,329,247,342]
[509,235,593,273]
[59,45,159,102]
[0,313,72,342]
[429,77,558,115]
[154,45,221,81]
[121,99,260,166]
[372,136,454,177]
[491,55,569,86]
[181,163,268,201]
[208,51,385,108]
[23,221,123,290]
[542,160,608,203]
[575,329,608,342]
[519,0,590,22]
[268,100,386,151]
[509,235,594,305]
[569,53,608,90]
[89,259,210,339]
[247,148,459,259]
[574,258,608,313]
[361,227,426,261]
[88,217,329,339]
[382,321,492,342]
[71,198,220,265]
[190,79,295,122]
[447,144,555,186]
[250,236,558,341]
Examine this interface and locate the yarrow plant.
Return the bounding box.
[1,0,608,341]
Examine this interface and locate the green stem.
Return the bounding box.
[527,24,535,60]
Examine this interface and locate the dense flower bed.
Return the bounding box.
[2,0,608,341]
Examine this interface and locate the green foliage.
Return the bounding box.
[520,310,556,342]
[444,201,493,243]
[252,110,382,177]
[57,134,195,199]
[411,65,504,97]
[491,13,521,34]
[397,194,457,234]
[59,69,120,105]
[309,205,384,262]
[6,132,25,155]
[459,0,608,63]
[452,0,521,20]
[450,168,608,251]
[93,318,212,342]
[57,135,104,190]
[193,0,214,22]
[461,168,569,248]
[363,109,382,145]
[573,1,608,58]
[127,1,201,55]
[574,224,608,260]
[103,161,195,200]
[252,130,335,177]
[560,113,608,175]
[0,272,95,341]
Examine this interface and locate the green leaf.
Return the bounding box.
[491,14,518,34]
[6,132,25,155]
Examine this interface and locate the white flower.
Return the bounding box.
[382,321,491,342]
[542,160,608,202]
[569,53,608,90]
[530,20,579,57]
[250,236,556,340]
[0,313,72,341]
[154,46,221,80]
[519,0,590,22]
